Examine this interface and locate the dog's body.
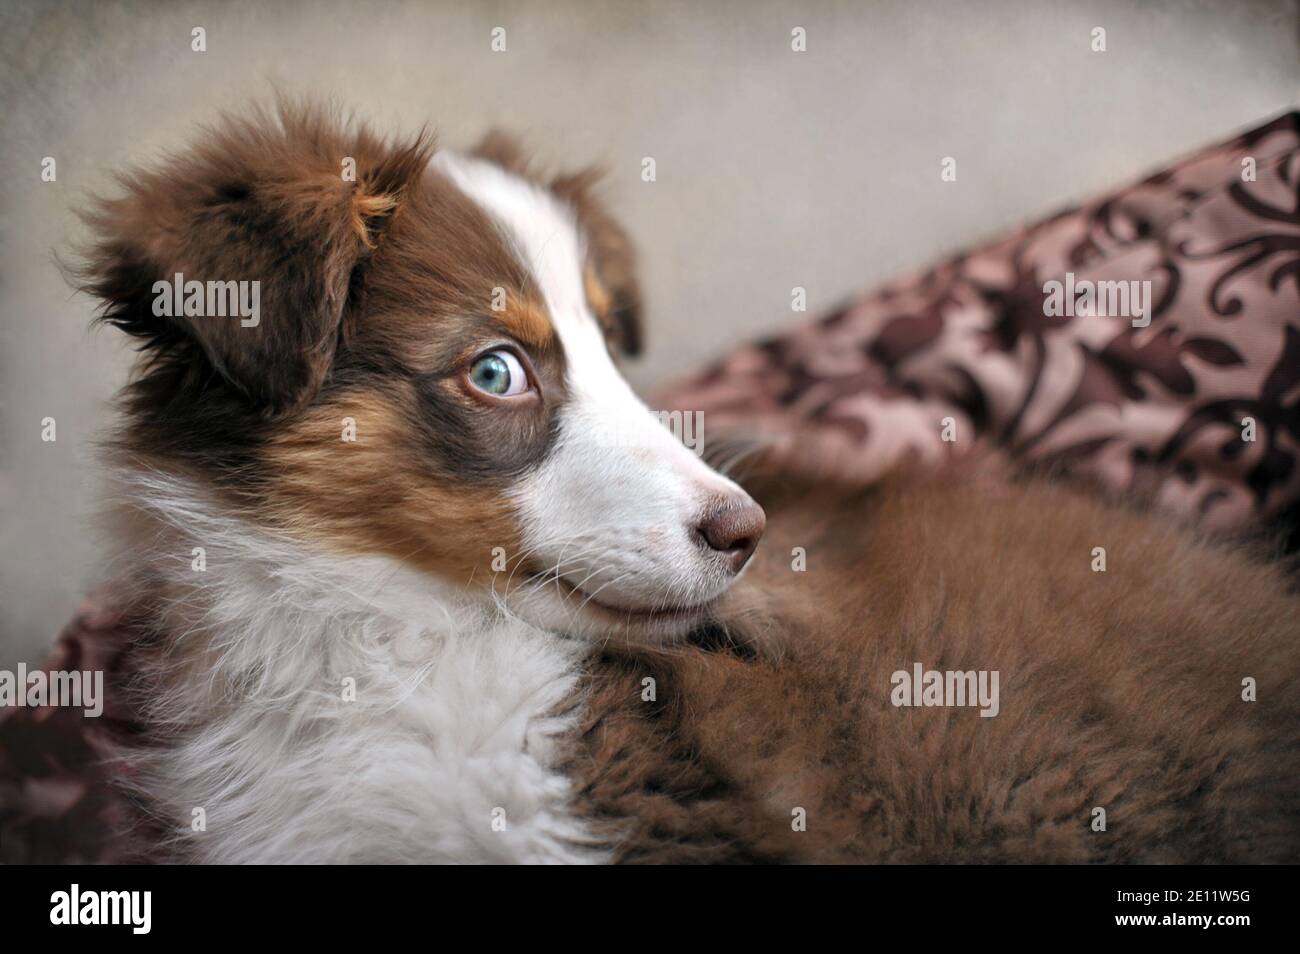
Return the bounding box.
[84,106,1300,863]
[574,472,1300,862]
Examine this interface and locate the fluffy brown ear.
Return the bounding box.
[79,104,432,415]
[471,130,643,357]
[470,129,534,178]
[551,168,643,357]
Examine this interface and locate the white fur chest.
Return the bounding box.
[112,471,603,864]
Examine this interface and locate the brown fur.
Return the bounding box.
[473,129,643,355]
[568,471,1300,863]
[553,167,642,356]
[79,103,431,417]
[257,388,527,581]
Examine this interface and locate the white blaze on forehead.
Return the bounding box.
[430,153,594,347]
[429,151,731,469]
[429,152,650,412]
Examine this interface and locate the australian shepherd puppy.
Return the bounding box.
[81,105,1299,864]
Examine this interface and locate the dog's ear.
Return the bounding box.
[470,129,533,178]
[79,105,432,415]
[551,168,643,357]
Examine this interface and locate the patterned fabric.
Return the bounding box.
[661,112,1300,535]
[4,113,1297,864]
[0,591,145,863]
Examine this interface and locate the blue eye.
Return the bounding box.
[467,349,529,397]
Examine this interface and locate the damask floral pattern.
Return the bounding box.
[661,112,1300,535]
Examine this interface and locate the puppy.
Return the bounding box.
[81,104,760,863]
[80,105,1299,864]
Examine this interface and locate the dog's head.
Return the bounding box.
[81,105,763,643]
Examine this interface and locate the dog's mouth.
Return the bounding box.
[553,577,718,624]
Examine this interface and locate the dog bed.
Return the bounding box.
[3,111,1298,863]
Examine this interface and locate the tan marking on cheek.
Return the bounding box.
[258,389,526,586]
[495,295,554,351]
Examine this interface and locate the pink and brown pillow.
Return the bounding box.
[661,111,1300,538]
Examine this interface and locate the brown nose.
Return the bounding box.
[696,498,766,572]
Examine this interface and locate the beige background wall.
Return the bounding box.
[2,0,1297,668]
